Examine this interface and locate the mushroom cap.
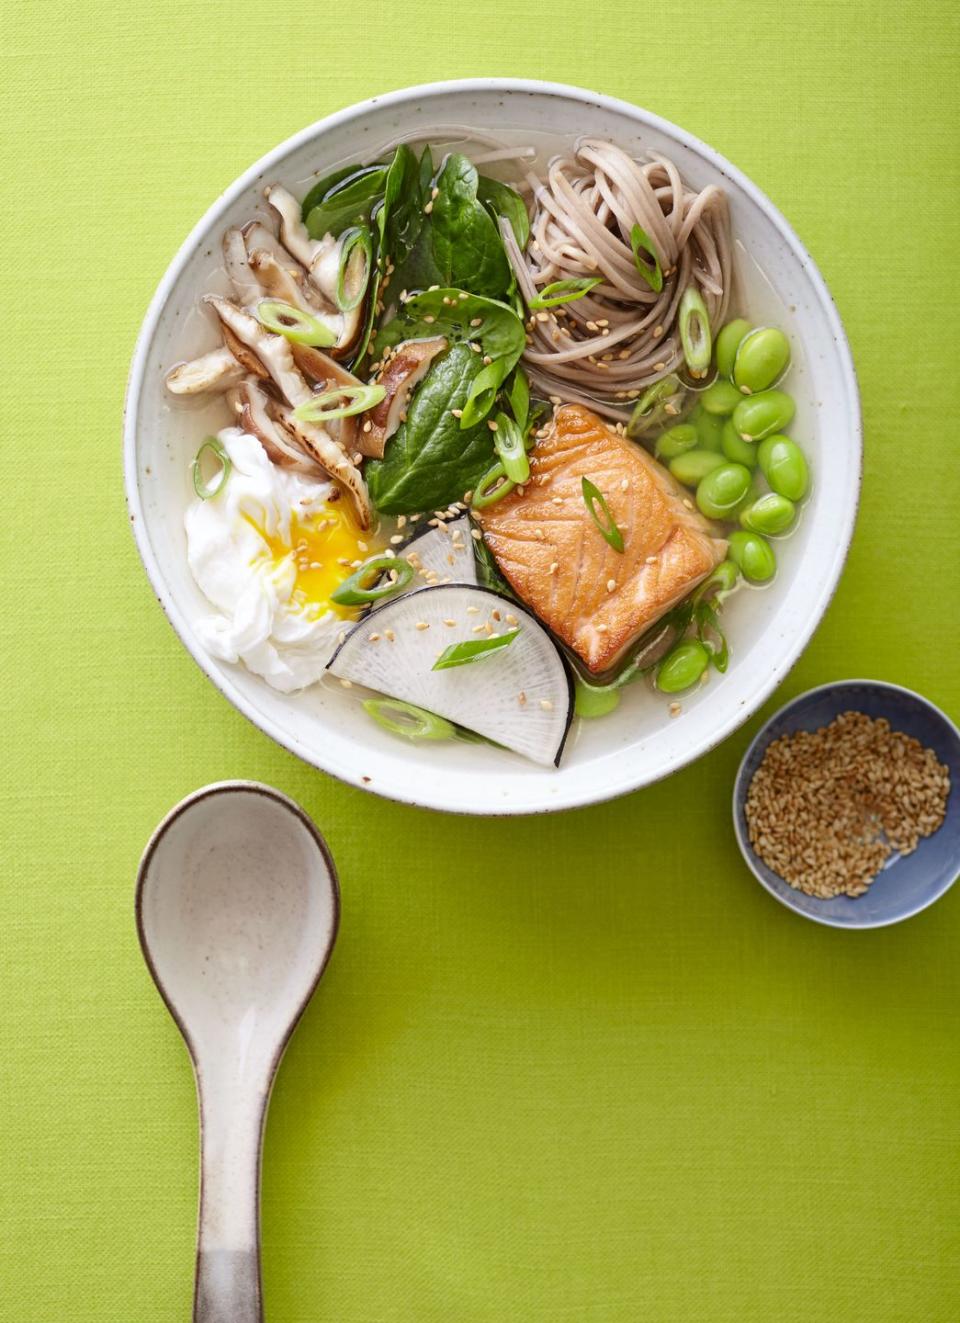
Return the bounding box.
[364,337,448,458]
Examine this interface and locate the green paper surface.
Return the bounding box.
[1,3,959,1319]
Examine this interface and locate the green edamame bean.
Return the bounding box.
[700,379,743,416]
[696,462,752,519]
[733,327,791,394]
[731,470,764,520]
[715,318,752,379]
[669,449,725,487]
[757,434,809,500]
[728,530,776,582]
[739,492,796,535]
[574,678,621,719]
[721,420,759,468]
[656,640,710,693]
[731,389,795,441]
[691,405,725,451]
[654,423,699,461]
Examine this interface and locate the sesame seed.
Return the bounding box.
[384,629,396,642]
[337,631,346,645]
[606,578,616,592]
[646,555,658,564]
[540,699,554,711]
[488,419,498,431]
[431,186,439,199]
[471,528,482,541]
[549,562,559,574]
[597,623,608,633]
[518,691,527,705]
[483,355,493,365]
[397,515,407,528]
[620,478,629,490]
[368,633,380,642]
[363,420,372,432]
[467,605,480,614]
[415,621,429,631]
[451,408,463,418]
[549,395,562,405]
[669,702,682,717]
[339,679,353,688]
[472,624,485,634]
[390,534,403,545]
[663,403,679,416]
[653,325,664,339]
[423,201,433,214]
[470,317,483,327]
[683,498,694,510]
[505,614,518,625]
[357,541,369,552]
[423,315,435,324]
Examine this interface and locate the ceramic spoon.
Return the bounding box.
[136,781,340,1323]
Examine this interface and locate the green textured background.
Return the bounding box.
[2,2,959,1319]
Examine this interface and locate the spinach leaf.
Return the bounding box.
[305,165,388,239]
[374,287,525,427]
[477,175,530,250]
[391,154,512,299]
[300,165,365,220]
[366,344,498,514]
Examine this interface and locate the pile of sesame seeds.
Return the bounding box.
[745,711,951,899]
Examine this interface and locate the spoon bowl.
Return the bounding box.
[136,781,339,1322]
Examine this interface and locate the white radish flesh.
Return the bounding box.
[399,515,478,589]
[328,584,572,766]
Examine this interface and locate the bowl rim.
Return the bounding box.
[123,77,863,814]
[732,679,960,928]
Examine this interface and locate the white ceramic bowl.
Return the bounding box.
[124,79,861,815]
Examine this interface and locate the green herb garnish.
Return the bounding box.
[581,477,625,552]
[432,630,520,670]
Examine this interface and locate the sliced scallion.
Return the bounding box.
[507,366,530,433]
[581,477,624,552]
[293,384,386,423]
[192,437,231,500]
[629,225,664,293]
[528,277,602,309]
[626,374,683,439]
[679,286,712,378]
[432,629,520,671]
[330,555,414,606]
[471,461,515,510]
[363,698,455,742]
[493,412,529,485]
[257,300,337,347]
[695,599,728,672]
[336,226,373,312]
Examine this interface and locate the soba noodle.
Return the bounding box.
[504,139,733,421]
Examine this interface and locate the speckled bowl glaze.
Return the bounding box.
[733,681,960,928]
[124,80,861,814]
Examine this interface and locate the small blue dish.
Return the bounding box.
[733,680,960,928]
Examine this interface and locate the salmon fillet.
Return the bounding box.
[475,404,727,674]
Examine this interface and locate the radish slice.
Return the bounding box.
[399,514,478,588]
[328,584,573,766]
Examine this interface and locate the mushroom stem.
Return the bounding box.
[166,346,245,395]
[273,402,371,529]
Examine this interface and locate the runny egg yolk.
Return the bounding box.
[251,502,375,619]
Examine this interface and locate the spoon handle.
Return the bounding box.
[193,1079,266,1323]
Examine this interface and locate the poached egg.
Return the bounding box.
[185,427,371,692]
